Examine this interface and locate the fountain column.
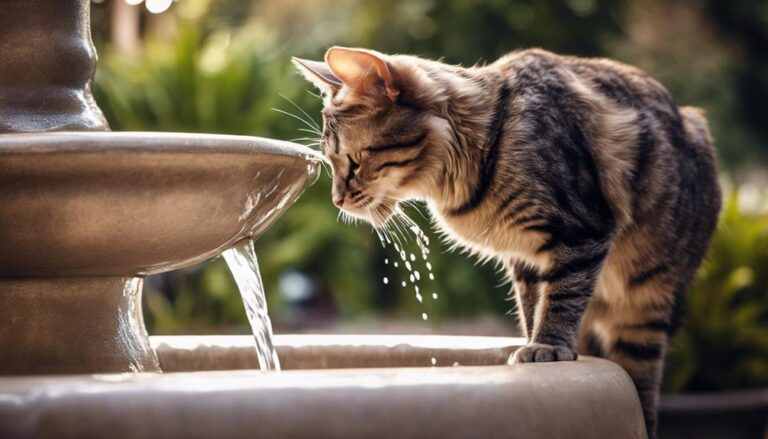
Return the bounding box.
[0,0,109,132]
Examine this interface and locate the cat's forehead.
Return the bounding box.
[322,114,371,156]
[322,100,376,121]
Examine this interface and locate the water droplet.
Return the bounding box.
[414,271,421,281]
[384,258,389,264]
[432,293,438,300]
[394,243,400,251]
[383,277,389,284]
[426,262,433,271]
[401,281,407,287]
[405,261,412,271]
[421,313,428,321]
[429,273,435,280]
[431,357,437,366]
[409,274,415,283]
[416,292,423,303]
[394,262,399,268]
[400,251,407,260]
[410,253,416,261]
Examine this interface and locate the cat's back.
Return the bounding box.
[494,48,673,110]
[487,48,719,232]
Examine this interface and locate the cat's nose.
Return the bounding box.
[333,194,344,207]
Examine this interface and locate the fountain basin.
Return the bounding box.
[0,132,319,276]
[0,335,648,438]
[0,132,319,374]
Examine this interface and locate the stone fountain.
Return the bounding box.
[0,1,648,437]
[0,0,318,374]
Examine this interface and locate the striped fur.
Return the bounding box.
[295,47,721,438]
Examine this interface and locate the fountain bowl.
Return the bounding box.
[0,132,320,374]
[0,131,320,276]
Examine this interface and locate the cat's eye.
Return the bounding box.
[348,153,361,169]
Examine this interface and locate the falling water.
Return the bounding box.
[223,240,281,371]
[376,213,442,367]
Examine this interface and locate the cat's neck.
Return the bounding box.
[421,64,507,215]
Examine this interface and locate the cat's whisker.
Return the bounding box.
[271,107,322,135]
[403,200,430,222]
[380,224,394,246]
[319,161,332,178]
[395,207,418,230]
[388,212,411,248]
[370,214,386,245]
[369,204,404,250]
[393,207,419,238]
[305,89,323,101]
[387,223,406,251]
[288,137,321,144]
[279,93,321,131]
[297,127,322,136]
[366,206,391,246]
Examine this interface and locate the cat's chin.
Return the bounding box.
[341,201,396,229]
[367,202,396,228]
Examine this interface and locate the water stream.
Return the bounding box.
[223,240,281,371]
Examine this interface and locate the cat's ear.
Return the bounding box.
[292,57,342,93]
[325,47,399,102]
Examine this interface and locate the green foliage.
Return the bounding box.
[664,191,768,393]
[94,26,299,135]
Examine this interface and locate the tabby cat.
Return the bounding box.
[293,47,721,437]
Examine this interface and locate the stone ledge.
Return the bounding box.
[0,335,646,438]
[152,334,525,371]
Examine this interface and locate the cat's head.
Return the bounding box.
[293,47,449,227]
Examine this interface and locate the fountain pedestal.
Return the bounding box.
[0,278,157,374]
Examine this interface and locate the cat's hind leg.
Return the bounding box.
[576,298,608,357]
[595,282,674,439]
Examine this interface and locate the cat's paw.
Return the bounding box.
[508,343,577,364]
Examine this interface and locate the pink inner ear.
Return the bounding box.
[325,48,399,100]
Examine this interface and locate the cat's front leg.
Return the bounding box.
[508,260,541,341]
[510,243,610,364]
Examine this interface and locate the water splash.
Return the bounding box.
[376,209,443,366]
[223,240,281,371]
